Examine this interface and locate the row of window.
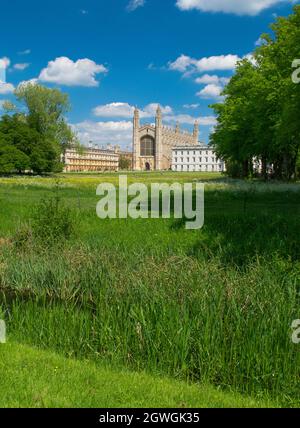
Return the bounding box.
[174,150,212,156]
[174,157,219,163]
[174,165,223,171]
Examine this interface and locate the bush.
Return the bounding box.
[31,195,79,246]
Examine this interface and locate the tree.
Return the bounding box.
[119,155,132,170]
[0,83,78,174]
[0,138,30,173]
[210,5,300,180]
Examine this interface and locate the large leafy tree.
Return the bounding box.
[0,83,76,174]
[211,5,300,180]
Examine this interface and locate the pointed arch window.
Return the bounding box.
[141,136,155,156]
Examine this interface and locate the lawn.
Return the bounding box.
[0,172,299,407]
[0,342,276,408]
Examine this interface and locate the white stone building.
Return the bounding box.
[172,145,225,172]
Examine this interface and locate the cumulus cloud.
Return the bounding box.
[164,114,217,126]
[196,83,223,99]
[13,63,30,71]
[71,120,133,147]
[0,83,15,94]
[93,102,173,119]
[0,57,14,93]
[93,103,134,118]
[195,74,230,85]
[169,54,241,74]
[0,57,10,70]
[18,49,31,55]
[183,103,200,109]
[127,0,145,11]
[39,57,108,87]
[175,0,295,16]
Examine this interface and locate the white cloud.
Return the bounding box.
[13,63,30,71]
[18,49,31,55]
[39,57,108,87]
[0,57,10,70]
[93,102,173,119]
[165,114,217,126]
[0,83,15,94]
[93,103,134,118]
[196,83,223,99]
[195,74,230,85]
[169,54,241,74]
[183,103,200,109]
[142,103,173,117]
[72,120,133,147]
[127,0,145,11]
[176,0,295,16]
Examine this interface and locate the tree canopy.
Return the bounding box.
[0,83,75,174]
[210,5,300,180]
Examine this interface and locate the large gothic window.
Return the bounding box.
[140,136,155,157]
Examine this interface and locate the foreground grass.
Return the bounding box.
[0,342,276,408]
[0,173,299,405]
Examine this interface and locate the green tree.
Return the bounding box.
[211,5,300,180]
[119,155,132,170]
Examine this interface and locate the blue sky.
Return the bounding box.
[0,0,298,148]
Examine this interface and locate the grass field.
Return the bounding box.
[0,172,299,407]
[0,342,276,408]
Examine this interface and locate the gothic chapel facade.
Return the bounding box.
[133,105,199,171]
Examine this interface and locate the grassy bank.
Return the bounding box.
[0,342,277,408]
[0,173,299,406]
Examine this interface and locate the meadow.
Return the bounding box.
[0,172,299,407]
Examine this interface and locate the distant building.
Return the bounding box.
[133,105,199,171]
[63,144,119,172]
[172,145,225,172]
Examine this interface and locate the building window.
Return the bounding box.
[140,136,155,156]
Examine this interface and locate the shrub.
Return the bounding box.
[31,195,79,246]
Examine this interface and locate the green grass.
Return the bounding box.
[0,172,299,407]
[0,342,276,408]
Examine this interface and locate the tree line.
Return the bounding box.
[210,6,300,180]
[0,83,74,174]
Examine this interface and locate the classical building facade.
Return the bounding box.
[172,145,226,172]
[63,144,119,172]
[133,106,199,171]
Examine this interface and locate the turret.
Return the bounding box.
[133,107,140,170]
[193,120,199,143]
[155,105,163,170]
[175,121,180,133]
